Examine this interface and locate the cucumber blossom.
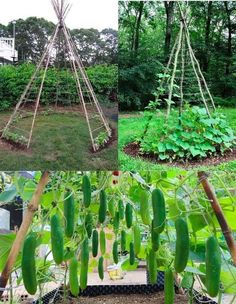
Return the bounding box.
[121,230,126,252]
[148,249,157,284]
[21,233,37,295]
[140,189,151,225]
[112,240,119,264]
[151,220,159,252]
[205,236,221,297]
[98,256,104,280]
[69,257,79,297]
[174,218,189,273]
[113,211,120,233]
[152,189,166,233]
[85,212,93,238]
[51,214,64,265]
[82,175,91,208]
[129,242,135,265]
[133,225,141,255]
[100,230,106,255]
[80,238,89,290]
[118,200,125,220]
[64,190,75,238]
[92,229,99,257]
[99,190,107,224]
[164,269,175,304]
[125,203,133,229]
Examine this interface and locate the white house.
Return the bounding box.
[0,37,18,65]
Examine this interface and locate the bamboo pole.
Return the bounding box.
[198,171,236,265]
[0,171,49,297]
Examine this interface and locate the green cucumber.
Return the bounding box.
[99,190,107,224]
[21,233,37,295]
[69,257,79,297]
[121,230,126,252]
[151,220,159,252]
[152,189,166,233]
[125,203,133,229]
[164,269,174,304]
[118,200,125,220]
[113,211,120,233]
[108,199,115,218]
[64,190,75,238]
[112,240,119,264]
[80,238,89,290]
[148,249,157,284]
[85,212,93,238]
[133,225,141,255]
[205,236,221,297]
[129,242,135,265]
[98,256,104,280]
[82,175,91,208]
[140,189,151,225]
[51,214,64,265]
[100,229,106,255]
[174,218,189,273]
[92,229,99,257]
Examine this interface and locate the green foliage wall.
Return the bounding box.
[0,63,118,111]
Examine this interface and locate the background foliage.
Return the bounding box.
[119,1,236,111]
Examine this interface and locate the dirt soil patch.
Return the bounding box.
[57,292,188,304]
[124,142,236,168]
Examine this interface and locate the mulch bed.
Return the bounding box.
[124,142,236,168]
[56,292,188,304]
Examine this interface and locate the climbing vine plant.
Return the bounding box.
[0,171,235,303]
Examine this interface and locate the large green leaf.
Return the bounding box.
[0,233,16,272]
[0,185,17,203]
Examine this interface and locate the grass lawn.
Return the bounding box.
[119,107,236,172]
[0,109,117,170]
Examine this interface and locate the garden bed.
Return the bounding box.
[123,142,236,168]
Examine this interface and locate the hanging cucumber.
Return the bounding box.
[85,212,93,238]
[152,189,166,233]
[113,211,120,233]
[118,200,125,220]
[98,256,104,280]
[129,242,135,265]
[151,220,159,252]
[21,233,37,295]
[80,238,89,290]
[100,229,106,255]
[121,230,126,252]
[92,229,99,258]
[164,268,174,304]
[140,189,151,225]
[125,203,133,229]
[51,214,64,265]
[99,190,107,224]
[108,199,115,218]
[205,236,221,297]
[64,190,75,238]
[82,175,91,208]
[112,240,119,264]
[148,249,157,284]
[174,218,189,273]
[69,257,79,297]
[133,225,141,255]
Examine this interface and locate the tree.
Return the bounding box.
[164,1,175,62]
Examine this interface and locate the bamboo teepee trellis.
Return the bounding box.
[142,2,216,138]
[1,0,111,151]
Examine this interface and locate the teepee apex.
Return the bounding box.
[51,0,72,24]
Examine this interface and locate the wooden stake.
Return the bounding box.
[0,171,49,297]
[198,171,236,265]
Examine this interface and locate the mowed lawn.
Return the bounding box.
[0,110,117,170]
[119,108,236,172]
